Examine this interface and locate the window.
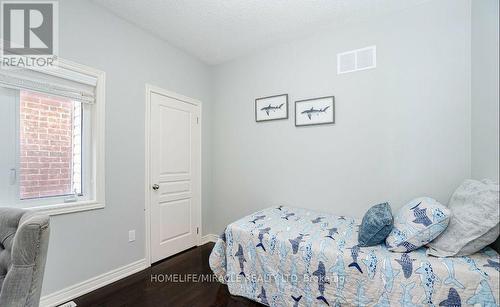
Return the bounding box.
[0,60,105,215]
[19,91,83,200]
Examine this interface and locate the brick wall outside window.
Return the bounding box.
[19,91,79,199]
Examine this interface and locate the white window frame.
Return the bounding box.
[24,59,106,215]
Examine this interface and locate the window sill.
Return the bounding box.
[28,200,105,216]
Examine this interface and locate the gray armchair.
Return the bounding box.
[0,208,50,307]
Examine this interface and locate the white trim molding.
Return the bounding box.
[199,234,218,245]
[40,259,147,307]
[29,200,104,216]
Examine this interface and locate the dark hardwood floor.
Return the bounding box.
[72,243,263,307]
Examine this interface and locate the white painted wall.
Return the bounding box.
[40,0,212,296]
[471,0,499,182]
[209,0,472,234]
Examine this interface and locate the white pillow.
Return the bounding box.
[427,179,499,257]
[386,197,450,252]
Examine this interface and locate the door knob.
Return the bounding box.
[152,184,160,191]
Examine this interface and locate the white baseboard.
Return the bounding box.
[199,233,218,245]
[40,258,147,307]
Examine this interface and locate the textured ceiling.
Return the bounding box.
[92,0,431,65]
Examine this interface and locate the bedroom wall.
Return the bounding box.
[209,0,471,234]
[471,0,499,182]
[39,0,212,296]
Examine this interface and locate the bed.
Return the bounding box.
[209,206,500,306]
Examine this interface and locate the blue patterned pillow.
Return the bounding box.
[386,197,450,252]
[358,202,393,247]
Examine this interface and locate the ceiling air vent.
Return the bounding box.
[337,45,376,74]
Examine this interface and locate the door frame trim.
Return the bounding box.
[144,84,202,267]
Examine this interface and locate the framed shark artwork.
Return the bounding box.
[255,94,288,122]
[295,96,335,126]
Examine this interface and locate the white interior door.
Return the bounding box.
[149,90,201,263]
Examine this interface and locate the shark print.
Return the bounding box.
[278,240,289,260]
[355,280,371,306]
[305,277,316,306]
[332,299,344,307]
[329,255,347,300]
[246,276,257,299]
[274,277,286,299]
[483,259,500,272]
[234,244,246,277]
[363,250,378,279]
[312,216,325,224]
[245,241,257,284]
[261,103,284,115]
[397,241,419,253]
[256,227,271,251]
[410,202,432,227]
[461,256,489,279]
[246,240,256,262]
[325,227,338,240]
[415,261,439,306]
[348,245,364,273]
[318,239,331,263]
[291,295,302,307]
[289,233,308,254]
[335,231,348,253]
[209,206,500,307]
[336,237,346,253]
[390,228,408,244]
[269,233,278,254]
[282,212,295,220]
[344,220,355,237]
[400,282,417,307]
[226,228,234,253]
[300,223,314,238]
[302,242,314,274]
[250,215,266,224]
[301,106,330,120]
[290,260,299,287]
[439,288,461,307]
[431,207,446,222]
[396,253,416,279]
[466,280,497,307]
[257,286,269,305]
[382,256,400,292]
[443,258,465,289]
[374,291,391,307]
[275,272,286,303]
[271,293,284,307]
[313,261,330,305]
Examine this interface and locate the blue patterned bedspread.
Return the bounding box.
[209,206,500,306]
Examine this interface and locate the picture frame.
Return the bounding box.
[255,94,288,122]
[295,96,335,127]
